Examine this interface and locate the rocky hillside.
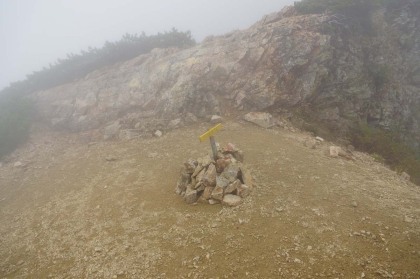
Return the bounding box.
[34,3,419,149]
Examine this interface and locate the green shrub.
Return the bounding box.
[350,122,420,185]
[0,29,196,98]
[0,93,33,159]
[368,65,390,92]
[294,0,380,34]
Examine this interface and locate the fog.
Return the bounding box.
[0,0,295,90]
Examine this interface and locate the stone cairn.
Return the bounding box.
[175,143,252,206]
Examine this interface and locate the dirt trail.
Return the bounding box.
[0,121,419,278]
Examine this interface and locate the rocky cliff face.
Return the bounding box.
[34,4,419,149]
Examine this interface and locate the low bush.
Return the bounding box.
[350,122,420,185]
[0,93,33,159]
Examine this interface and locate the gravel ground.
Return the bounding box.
[0,121,419,278]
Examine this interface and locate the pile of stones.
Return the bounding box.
[175,143,252,206]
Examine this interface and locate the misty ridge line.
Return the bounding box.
[0,28,195,98]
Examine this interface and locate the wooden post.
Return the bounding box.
[199,123,222,161]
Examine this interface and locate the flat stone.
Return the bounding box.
[202,187,214,200]
[184,188,198,204]
[210,115,223,124]
[197,155,212,167]
[329,146,341,158]
[222,194,242,207]
[225,179,241,194]
[243,112,274,128]
[192,165,204,178]
[14,161,23,168]
[216,158,231,173]
[304,139,317,149]
[222,165,240,182]
[175,172,191,194]
[154,130,163,137]
[105,156,117,162]
[203,163,217,187]
[237,184,251,198]
[400,172,410,181]
[240,168,253,188]
[211,185,224,201]
[195,167,206,184]
[208,199,220,205]
[194,182,205,192]
[184,159,198,174]
[216,175,230,188]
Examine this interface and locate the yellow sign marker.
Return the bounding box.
[198,123,222,142]
[199,123,222,160]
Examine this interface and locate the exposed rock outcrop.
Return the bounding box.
[34,3,419,150]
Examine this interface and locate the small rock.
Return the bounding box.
[175,172,191,194]
[225,179,240,194]
[351,201,358,208]
[105,156,117,162]
[275,207,284,213]
[184,188,198,204]
[304,139,317,149]
[95,247,102,253]
[208,199,220,205]
[329,146,341,158]
[404,216,413,223]
[202,187,214,200]
[210,115,223,124]
[184,159,198,174]
[237,184,251,198]
[216,176,230,189]
[315,136,324,142]
[154,130,163,137]
[203,164,217,187]
[222,194,242,207]
[222,165,240,182]
[400,172,410,181]
[216,158,231,173]
[197,155,212,167]
[211,185,224,201]
[14,161,23,168]
[241,169,253,188]
[192,165,204,178]
[147,152,158,158]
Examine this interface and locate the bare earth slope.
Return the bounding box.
[1,121,419,278]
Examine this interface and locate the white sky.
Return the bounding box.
[0,0,295,90]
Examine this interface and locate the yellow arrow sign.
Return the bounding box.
[199,123,222,142]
